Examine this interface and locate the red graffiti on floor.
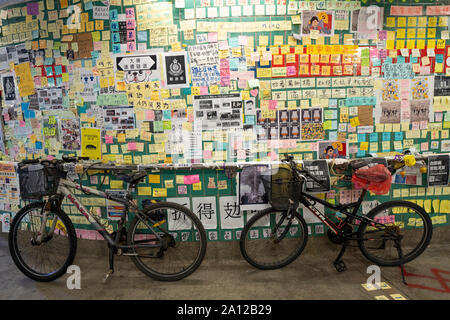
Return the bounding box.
[402,268,450,293]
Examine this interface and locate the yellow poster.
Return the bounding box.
[81,128,102,160]
[14,63,35,97]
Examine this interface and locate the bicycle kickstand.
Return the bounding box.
[333,240,347,272]
[103,246,115,283]
[395,240,408,286]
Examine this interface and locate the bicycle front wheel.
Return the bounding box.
[127,202,207,281]
[240,207,308,270]
[358,200,432,266]
[8,202,77,282]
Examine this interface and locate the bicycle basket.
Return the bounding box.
[18,163,61,200]
[261,165,301,211]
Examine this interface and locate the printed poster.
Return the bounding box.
[59,119,81,151]
[162,51,189,89]
[81,128,102,160]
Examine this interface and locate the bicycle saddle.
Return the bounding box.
[115,171,148,185]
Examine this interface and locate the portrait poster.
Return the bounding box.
[162,51,189,88]
[2,74,18,104]
[301,11,334,36]
[238,165,270,211]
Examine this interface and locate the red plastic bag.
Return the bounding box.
[352,164,392,195]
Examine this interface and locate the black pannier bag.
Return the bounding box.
[260,165,302,211]
[18,162,61,200]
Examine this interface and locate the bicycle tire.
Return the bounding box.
[357,200,432,266]
[127,202,207,281]
[240,207,308,270]
[8,202,77,282]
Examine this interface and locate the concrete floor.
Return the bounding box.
[1,227,449,300]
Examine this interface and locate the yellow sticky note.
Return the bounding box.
[110,180,123,189]
[148,174,160,184]
[360,142,369,151]
[192,182,202,191]
[138,187,152,195]
[350,117,360,127]
[152,188,167,197]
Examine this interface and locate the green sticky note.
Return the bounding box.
[323,120,332,130]
[92,31,101,42]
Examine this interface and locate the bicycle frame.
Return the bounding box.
[296,188,368,236]
[40,177,164,250]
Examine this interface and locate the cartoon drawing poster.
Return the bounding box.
[301,11,334,36]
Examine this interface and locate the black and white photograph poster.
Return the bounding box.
[427,155,450,187]
[2,74,18,104]
[162,51,189,89]
[238,165,271,211]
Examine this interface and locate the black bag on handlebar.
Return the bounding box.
[261,165,301,211]
[18,162,62,200]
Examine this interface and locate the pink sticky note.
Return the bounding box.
[287,65,297,76]
[47,155,55,160]
[184,174,200,185]
[145,110,155,120]
[208,32,218,42]
[268,100,278,110]
[127,142,137,151]
[19,120,26,127]
[105,135,113,144]
[237,149,246,159]
[200,86,209,95]
[203,150,212,159]
[268,151,278,161]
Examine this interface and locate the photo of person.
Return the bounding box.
[301,11,334,36]
[318,141,348,160]
[238,165,270,210]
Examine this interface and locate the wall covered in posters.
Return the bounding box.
[0,0,449,240]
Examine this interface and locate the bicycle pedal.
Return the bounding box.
[333,260,347,272]
[103,269,114,283]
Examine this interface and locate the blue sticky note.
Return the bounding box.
[112,44,121,53]
[163,109,172,120]
[229,37,239,47]
[328,131,337,140]
[357,133,366,142]
[84,1,93,10]
[44,58,54,66]
[436,54,444,63]
[394,132,403,140]
[369,133,378,142]
[410,57,418,64]
[21,102,30,111]
[48,77,55,87]
[394,175,406,184]
[331,121,338,130]
[110,9,118,20]
[372,58,381,67]
[357,150,366,158]
[328,99,337,108]
[138,31,148,42]
[229,58,239,70]
[382,132,391,141]
[91,51,99,59]
[245,115,255,125]
[397,56,405,64]
[111,22,119,32]
[56,77,62,86]
[35,141,43,149]
[32,30,39,39]
[54,65,62,75]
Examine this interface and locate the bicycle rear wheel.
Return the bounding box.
[8,202,77,282]
[358,200,432,266]
[127,202,207,281]
[240,207,308,270]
